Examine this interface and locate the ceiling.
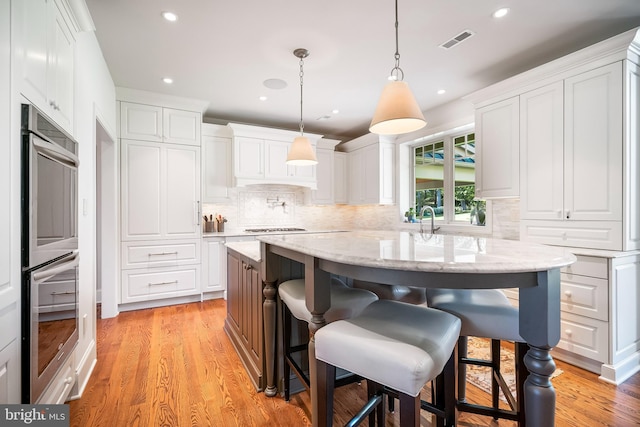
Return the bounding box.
[85,0,640,142]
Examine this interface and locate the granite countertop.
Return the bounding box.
[225,241,261,263]
[258,230,577,274]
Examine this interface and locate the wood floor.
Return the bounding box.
[69,299,640,427]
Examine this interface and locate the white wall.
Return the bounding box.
[70,29,116,399]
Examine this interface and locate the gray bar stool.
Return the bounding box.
[278,278,378,401]
[426,288,528,426]
[315,299,461,427]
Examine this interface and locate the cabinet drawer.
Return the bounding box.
[121,266,200,303]
[122,239,200,269]
[556,312,608,363]
[563,255,608,279]
[560,273,608,321]
[520,220,622,251]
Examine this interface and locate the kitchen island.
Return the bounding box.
[258,230,576,427]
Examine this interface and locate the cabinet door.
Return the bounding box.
[264,140,290,179]
[234,137,264,179]
[475,97,519,198]
[334,152,348,204]
[348,149,364,204]
[202,135,231,202]
[362,144,381,204]
[164,144,201,238]
[311,149,335,204]
[242,261,263,366]
[120,102,163,142]
[20,0,49,110]
[121,140,162,240]
[202,240,224,292]
[163,108,200,146]
[564,62,623,221]
[520,82,564,220]
[48,0,74,131]
[227,253,241,329]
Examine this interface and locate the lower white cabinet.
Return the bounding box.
[202,238,226,295]
[121,265,200,304]
[505,251,640,384]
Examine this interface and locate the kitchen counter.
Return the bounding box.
[258,230,577,427]
[203,228,343,239]
[225,241,261,263]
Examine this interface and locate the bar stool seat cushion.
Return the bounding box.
[426,289,523,342]
[279,278,378,324]
[315,299,461,397]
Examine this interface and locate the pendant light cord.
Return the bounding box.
[299,55,304,136]
[391,0,404,81]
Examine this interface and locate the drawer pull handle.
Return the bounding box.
[148,252,179,257]
[565,329,572,336]
[564,290,572,298]
[51,291,76,295]
[243,265,253,270]
[149,280,178,286]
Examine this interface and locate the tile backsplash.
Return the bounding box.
[203,184,520,239]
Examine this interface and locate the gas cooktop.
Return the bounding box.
[244,227,306,233]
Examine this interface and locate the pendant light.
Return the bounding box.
[369,0,427,135]
[286,48,318,165]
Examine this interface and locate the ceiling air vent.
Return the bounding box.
[439,30,475,49]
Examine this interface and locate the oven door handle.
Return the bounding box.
[32,252,79,283]
[32,134,80,169]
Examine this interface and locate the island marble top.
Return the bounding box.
[258,230,577,274]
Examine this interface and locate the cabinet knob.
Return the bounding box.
[566,210,571,219]
[565,329,573,336]
[564,290,572,298]
[64,377,73,385]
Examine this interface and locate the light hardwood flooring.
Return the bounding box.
[69,299,640,426]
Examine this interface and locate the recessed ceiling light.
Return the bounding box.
[162,77,173,84]
[259,96,267,101]
[263,78,287,90]
[162,11,178,22]
[332,109,340,114]
[493,8,509,18]
[437,89,446,95]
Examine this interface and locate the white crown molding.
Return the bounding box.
[116,87,209,113]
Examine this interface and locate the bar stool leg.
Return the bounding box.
[457,336,468,403]
[317,359,335,427]
[491,339,501,414]
[283,303,292,401]
[399,392,420,427]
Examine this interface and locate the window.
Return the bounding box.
[413,130,486,226]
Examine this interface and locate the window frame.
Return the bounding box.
[399,123,492,235]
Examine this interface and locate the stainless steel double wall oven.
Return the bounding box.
[21,104,80,403]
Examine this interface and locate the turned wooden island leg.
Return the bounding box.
[263,278,278,397]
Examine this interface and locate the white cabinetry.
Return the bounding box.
[310,139,341,205]
[19,0,75,133]
[202,238,226,296]
[344,135,395,205]
[229,123,322,188]
[202,123,232,202]
[474,97,519,199]
[333,152,348,204]
[118,95,205,308]
[121,140,201,241]
[120,102,201,146]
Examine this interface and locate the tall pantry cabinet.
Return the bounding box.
[466,28,640,384]
[118,93,207,309]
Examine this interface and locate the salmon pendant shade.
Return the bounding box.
[369,0,426,135]
[287,48,318,166]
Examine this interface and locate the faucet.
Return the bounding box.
[419,206,440,234]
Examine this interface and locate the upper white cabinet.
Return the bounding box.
[19,0,75,134]
[121,139,201,241]
[333,152,348,204]
[120,101,201,146]
[310,139,341,205]
[342,134,395,205]
[468,27,639,251]
[202,123,232,202]
[229,123,322,189]
[474,96,520,199]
